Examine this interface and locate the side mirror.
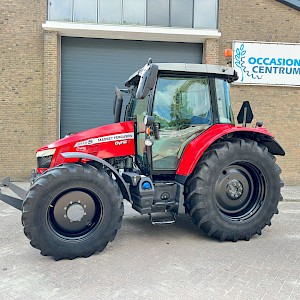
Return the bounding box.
[143,115,155,126]
[114,87,123,123]
[237,101,254,126]
[143,115,160,141]
[136,59,158,99]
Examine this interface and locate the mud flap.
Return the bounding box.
[0,177,27,211]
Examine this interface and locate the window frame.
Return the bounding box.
[47,0,219,29]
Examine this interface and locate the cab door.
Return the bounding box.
[151,76,213,172]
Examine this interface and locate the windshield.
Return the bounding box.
[153,76,212,129]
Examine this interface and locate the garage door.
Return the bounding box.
[61,37,202,137]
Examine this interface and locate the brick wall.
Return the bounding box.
[203,39,220,64]
[0,1,46,180]
[43,31,61,145]
[1,0,299,185]
[218,0,300,185]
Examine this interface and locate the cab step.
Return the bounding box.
[150,212,176,225]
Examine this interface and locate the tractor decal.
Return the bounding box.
[75,132,134,147]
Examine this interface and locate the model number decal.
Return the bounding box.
[75,132,134,147]
[115,140,128,146]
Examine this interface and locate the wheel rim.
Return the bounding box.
[215,162,266,221]
[47,189,103,238]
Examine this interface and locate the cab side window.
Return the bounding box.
[215,79,234,124]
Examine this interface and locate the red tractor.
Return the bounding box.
[0,59,284,260]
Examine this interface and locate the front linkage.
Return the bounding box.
[0,177,26,211]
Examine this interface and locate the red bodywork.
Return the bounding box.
[176,124,274,176]
[37,121,276,177]
[37,121,135,174]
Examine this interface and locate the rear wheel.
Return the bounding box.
[185,139,283,241]
[22,163,124,260]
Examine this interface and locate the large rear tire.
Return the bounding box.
[22,163,124,260]
[185,139,283,241]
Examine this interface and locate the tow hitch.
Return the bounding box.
[0,177,27,211]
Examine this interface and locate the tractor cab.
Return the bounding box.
[123,60,238,178]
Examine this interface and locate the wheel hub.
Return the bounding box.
[215,165,253,215]
[50,190,97,234]
[66,203,86,222]
[226,179,243,200]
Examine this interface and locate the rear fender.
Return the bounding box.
[61,152,131,202]
[175,124,285,183]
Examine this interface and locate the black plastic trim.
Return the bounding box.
[259,138,285,156]
[175,174,188,184]
[226,133,285,156]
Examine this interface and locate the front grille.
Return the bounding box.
[37,155,53,168]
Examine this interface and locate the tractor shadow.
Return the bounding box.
[121,203,210,242]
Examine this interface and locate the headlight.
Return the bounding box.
[36,148,56,169]
[36,148,56,158]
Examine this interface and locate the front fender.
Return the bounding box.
[175,124,285,181]
[61,152,131,202]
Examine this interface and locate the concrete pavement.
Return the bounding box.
[0,185,299,299]
[281,186,300,202]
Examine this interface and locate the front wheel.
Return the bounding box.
[185,139,283,241]
[22,163,124,260]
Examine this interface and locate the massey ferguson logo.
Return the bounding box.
[75,132,134,148]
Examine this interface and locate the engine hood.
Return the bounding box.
[36,121,135,167]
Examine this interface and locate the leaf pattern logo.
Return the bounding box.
[234,43,262,81]
[234,44,246,82]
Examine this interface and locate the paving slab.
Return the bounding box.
[0,183,299,299]
[281,186,300,202]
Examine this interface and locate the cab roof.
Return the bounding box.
[155,63,236,75]
[125,63,237,87]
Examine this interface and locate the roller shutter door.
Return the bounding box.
[61,37,202,137]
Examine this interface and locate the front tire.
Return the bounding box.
[22,163,124,260]
[185,139,283,241]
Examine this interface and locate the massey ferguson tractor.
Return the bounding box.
[0,58,284,260]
